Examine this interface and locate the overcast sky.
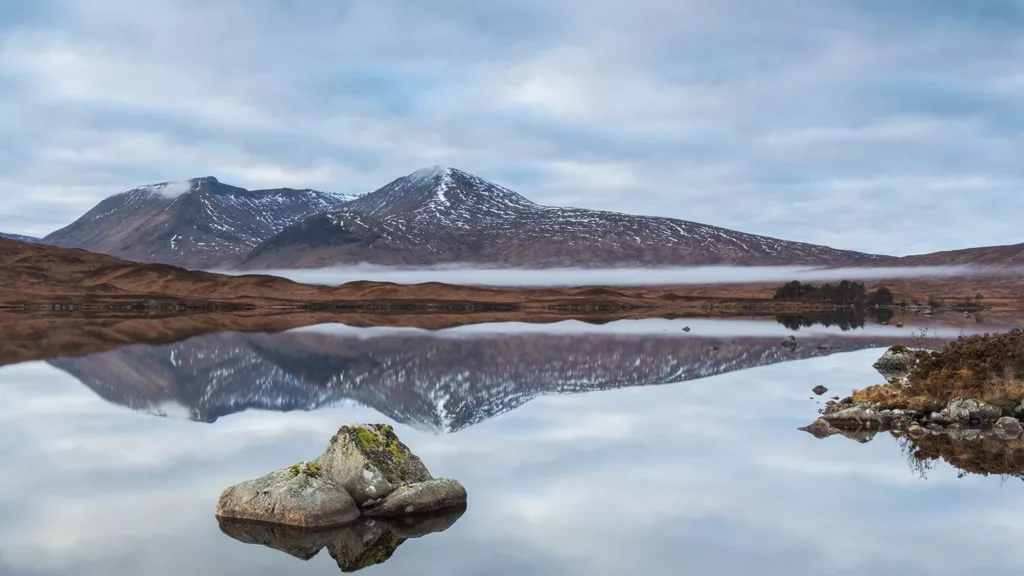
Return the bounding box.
[1,1,1022,255]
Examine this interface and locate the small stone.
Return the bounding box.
[682,326,691,332]
[781,336,798,349]
[812,385,829,396]
[994,417,1024,440]
[907,424,927,437]
[925,423,945,432]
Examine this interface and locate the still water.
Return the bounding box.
[1,318,1022,575]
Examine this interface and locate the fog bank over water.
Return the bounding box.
[229,264,1006,287]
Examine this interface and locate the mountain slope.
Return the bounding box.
[0,233,39,243]
[43,178,357,268]
[878,242,1024,267]
[242,166,884,269]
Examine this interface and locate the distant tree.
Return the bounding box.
[868,287,895,306]
[773,280,868,305]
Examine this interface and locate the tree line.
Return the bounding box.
[773,280,894,306]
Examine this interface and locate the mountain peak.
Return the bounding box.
[408,165,455,181]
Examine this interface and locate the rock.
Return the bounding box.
[817,344,830,350]
[821,404,885,429]
[994,417,1024,440]
[925,423,945,433]
[872,346,917,386]
[831,396,840,400]
[907,424,927,437]
[895,321,904,328]
[798,418,840,439]
[944,398,1001,424]
[1014,401,1024,419]
[781,336,797,349]
[363,478,468,517]
[812,385,829,396]
[215,461,361,528]
[316,424,433,506]
[682,326,691,332]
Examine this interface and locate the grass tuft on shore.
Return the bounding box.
[853,329,1024,410]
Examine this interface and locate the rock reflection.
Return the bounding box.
[804,425,1024,480]
[218,507,465,572]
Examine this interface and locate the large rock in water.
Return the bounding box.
[215,461,361,528]
[315,424,433,506]
[872,346,917,386]
[216,424,465,531]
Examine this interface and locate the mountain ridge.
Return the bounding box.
[43,177,359,268]
[242,166,885,269]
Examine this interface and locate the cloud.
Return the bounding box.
[232,263,1005,287]
[149,180,192,198]
[0,0,1022,254]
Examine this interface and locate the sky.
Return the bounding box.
[1,0,1022,255]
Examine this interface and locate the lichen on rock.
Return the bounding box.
[316,424,433,506]
[215,465,360,528]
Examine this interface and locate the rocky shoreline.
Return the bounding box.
[801,341,1024,442]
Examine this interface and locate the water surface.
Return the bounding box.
[1,319,1022,575]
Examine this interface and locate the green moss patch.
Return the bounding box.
[341,424,412,484]
[287,461,321,479]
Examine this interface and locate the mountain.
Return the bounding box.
[43,177,358,268]
[0,232,38,243]
[49,327,893,431]
[241,166,884,269]
[877,242,1024,267]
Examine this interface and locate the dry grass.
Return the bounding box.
[851,329,1024,410]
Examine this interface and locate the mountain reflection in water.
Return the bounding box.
[48,322,899,431]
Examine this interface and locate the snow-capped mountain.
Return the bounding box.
[241,166,882,269]
[49,327,888,431]
[0,232,39,243]
[43,177,358,268]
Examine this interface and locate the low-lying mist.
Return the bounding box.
[224,264,1012,287]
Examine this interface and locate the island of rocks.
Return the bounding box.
[801,329,1024,441]
[216,424,467,528]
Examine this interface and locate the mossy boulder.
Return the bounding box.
[872,346,918,386]
[215,462,360,528]
[942,397,1001,424]
[316,424,433,506]
[363,478,468,517]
